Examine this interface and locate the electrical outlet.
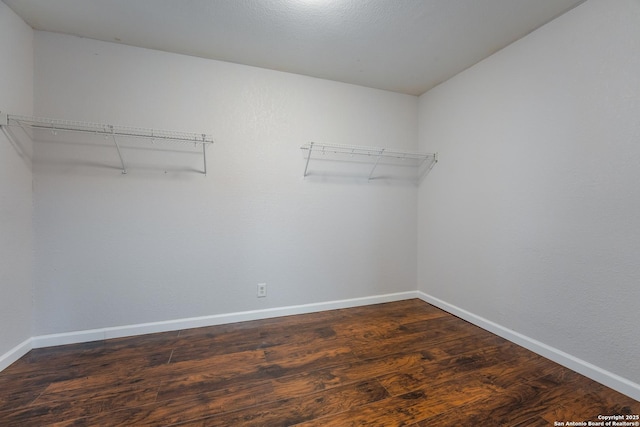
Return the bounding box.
[257,283,267,298]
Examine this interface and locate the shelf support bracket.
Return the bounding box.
[109,125,127,174]
[303,142,314,177]
[368,148,385,181]
[202,135,207,176]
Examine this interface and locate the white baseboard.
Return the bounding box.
[9,289,639,403]
[30,291,418,349]
[0,338,32,372]
[417,291,640,402]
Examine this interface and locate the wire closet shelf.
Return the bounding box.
[0,113,215,175]
[300,141,437,181]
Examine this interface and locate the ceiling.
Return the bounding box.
[3,0,585,96]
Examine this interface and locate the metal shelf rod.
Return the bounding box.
[1,113,214,175]
[301,142,432,161]
[300,141,436,180]
[5,114,214,145]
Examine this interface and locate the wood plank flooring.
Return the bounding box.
[0,299,637,426]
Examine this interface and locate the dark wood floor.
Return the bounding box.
[0,299,637,426]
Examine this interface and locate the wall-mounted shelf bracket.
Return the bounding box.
[0,113,215,175]
[300,142,437,181]
[368,148,386,181]
[303,141,315,177]
[109,125,127,174]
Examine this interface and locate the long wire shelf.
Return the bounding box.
[1,113,214,175]
[300,142,437,181]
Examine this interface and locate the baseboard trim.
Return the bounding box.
[0,338,32,372]
[417,291,640,402]
[14,289,640,402]
[30,291,418,349]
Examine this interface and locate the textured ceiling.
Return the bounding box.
[3,0,585,95]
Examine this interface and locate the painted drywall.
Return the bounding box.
[0,2,34,363]
[418,0,640,385]
[32,32,419,335]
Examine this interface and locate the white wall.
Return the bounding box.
[0,3,34,365]
[418,0,640,387]
[32,32,419,335]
